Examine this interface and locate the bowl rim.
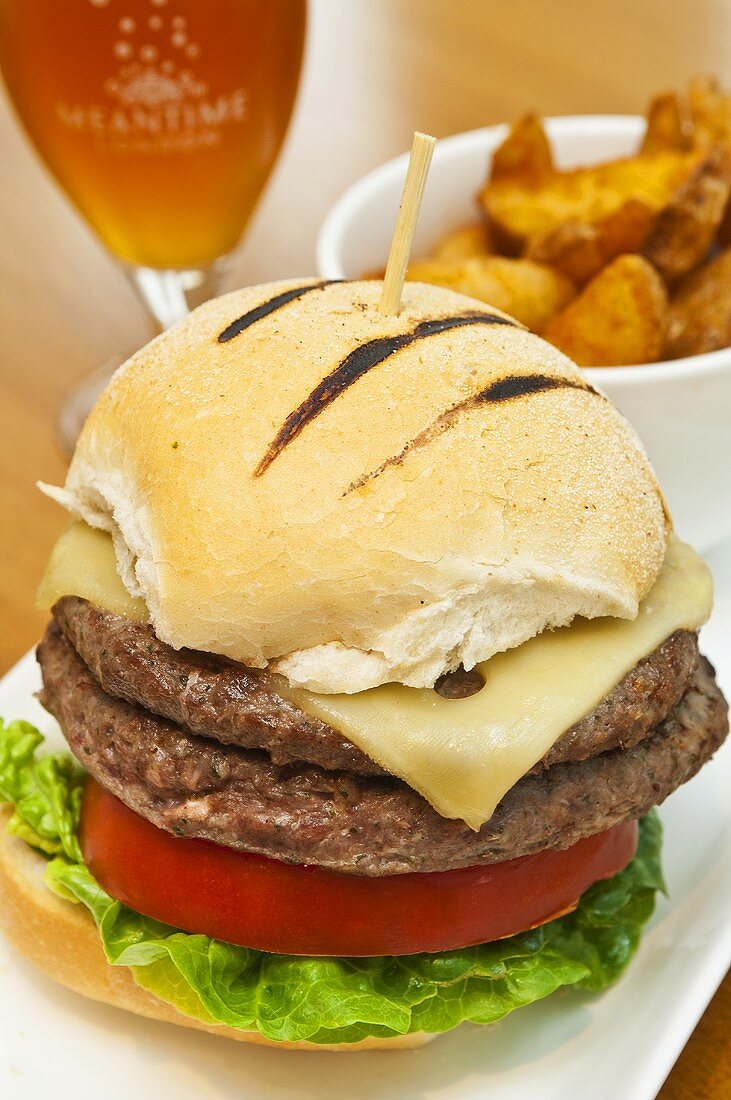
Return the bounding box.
[316,113,731,387]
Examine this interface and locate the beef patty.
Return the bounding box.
[38,622,728,877]
[53,596,699,776]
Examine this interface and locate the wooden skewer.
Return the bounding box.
[378,131,437,315]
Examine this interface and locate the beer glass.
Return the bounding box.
[0,0,306,446]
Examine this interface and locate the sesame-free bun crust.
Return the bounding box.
[46,280,668,692]
[0,807,432,1051]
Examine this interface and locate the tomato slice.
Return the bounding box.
[80,778,638,957]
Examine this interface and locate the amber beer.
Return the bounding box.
[0,0,306,268]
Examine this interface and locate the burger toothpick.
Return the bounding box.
[379,130,436,315]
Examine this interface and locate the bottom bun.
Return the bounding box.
[0,806,434,1051]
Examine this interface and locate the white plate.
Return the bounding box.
[1,542,730,1100]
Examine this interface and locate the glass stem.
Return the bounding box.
[124,257,232,331]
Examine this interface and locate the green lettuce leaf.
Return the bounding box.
[0,718,664,1045]
[0,718,84,861]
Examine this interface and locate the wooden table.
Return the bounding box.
[0,1,728,1093]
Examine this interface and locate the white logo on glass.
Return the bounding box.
[104,6,207,107]
[106,65,207,107]
[56,2,248,152]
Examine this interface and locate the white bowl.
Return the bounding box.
[317,116,731,553]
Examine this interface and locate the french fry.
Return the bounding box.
[717,196,731,246]
[490,113,554,184]
[407,256,574,331]
[665,247,731,357]
[641,145,731,282]
[410,78,731,363]
[641,92,693,154]
[480,143,698,254]
[542,254,669,366]
[527,198,655,284]
[482,115,555,253]
[686,74,731,145]
[430,222,493,261]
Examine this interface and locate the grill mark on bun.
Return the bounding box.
[345,373,599,494]
[254,311,518,476]
[217,281,340,343]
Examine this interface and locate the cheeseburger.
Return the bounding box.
[0,279,727,1050]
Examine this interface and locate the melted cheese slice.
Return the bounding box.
[36,522,148,622]
[278,537,712,828]
[37,523,712,829]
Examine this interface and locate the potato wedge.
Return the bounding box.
[717,195,731,245]
[490,113,554,185]
[687,74,731,145]
[642,76,731,151]
[641,144,731,282]
[406,256,574,331]
[542,254,669,366]
[480,144,698,253]
[527,198,655,284]
[641,92,693,154]
[430,222,493,261]
[665,247,731,357]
